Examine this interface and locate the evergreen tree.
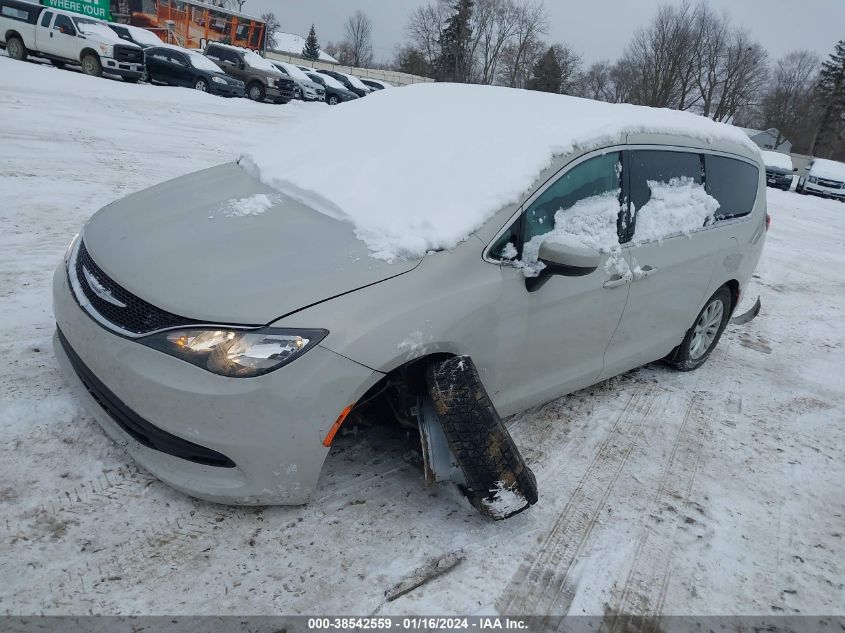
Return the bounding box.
[809,40,845,156]
[302,24,320,60]
[527,47,562,93]
[436,0,473,82]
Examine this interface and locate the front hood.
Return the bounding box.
[81,163,420,325]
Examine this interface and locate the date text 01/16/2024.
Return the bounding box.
[307,617,529,630]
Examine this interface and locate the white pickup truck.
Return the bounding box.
[0,0,143,81]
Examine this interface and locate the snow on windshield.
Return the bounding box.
[810,158,845,181]
[76,21,123,44]
[126,26,162,46]
[762,150,793,171]
[243,50,278,73]
[242,83,757,263]
[342,73,369,91]
[190,52,224,73]
[278,62,311,82]
[312,72,346,91]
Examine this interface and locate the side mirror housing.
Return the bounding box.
[538,239,602,274]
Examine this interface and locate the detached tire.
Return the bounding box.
[425,356,538,520]
[665,286,732,372]
[7,36,27,61]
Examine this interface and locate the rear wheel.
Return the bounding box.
[6,37,27,61]
[424,356,538,520]
[80,53,102,77]
[665,286,732,372]
[247,82,265,102]
[195,78,209,92]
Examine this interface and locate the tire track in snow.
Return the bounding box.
[601,394,710,628]
[497,386,658,616]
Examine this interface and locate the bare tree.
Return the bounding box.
[759,51,820,148]
[407,1,450,68]
[467,0,519,84]
[324,41,355,66]
[691,4,730,117]
[498,1,548,88]
[577,61,616,101]
[344,10,374,67]
[711,31,768,122]
[261,12,280,49]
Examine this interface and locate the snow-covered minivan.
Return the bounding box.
[52,85,767,519]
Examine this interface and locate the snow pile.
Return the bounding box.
[633,178,719,243]
[809,158,845,182]
[242,83,756,263]
[762,150,793,171]
[219,193,279,218]
[482,481,528,520]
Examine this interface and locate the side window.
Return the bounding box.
[1,4,31,21]
[489,152,623,259]
[170,52,187,66]
[704,155,759,220]
[206,46,223,61]
[53,14,75,35]
[629,150,712,242]
[40,10,53,27]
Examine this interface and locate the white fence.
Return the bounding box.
[265,50,434,87]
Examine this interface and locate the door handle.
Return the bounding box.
[632,265,658,282]
[603,270,633,289]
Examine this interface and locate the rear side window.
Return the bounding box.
[705,155,759,220]
[1,4,31,21]
[629,150,703,212]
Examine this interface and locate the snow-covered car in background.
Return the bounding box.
[144,45,244,97]
[0,0,143,81]
[271,60,325,102]
[52,84,767,520]
[302,69,358,105]
[317,68,371,97]
[203,42,294,104]
[761,150,795,191]
[797,158,845,201]
[108,23,163,50]
[361,78,393,91]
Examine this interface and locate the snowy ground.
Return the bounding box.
[1,55,843,617]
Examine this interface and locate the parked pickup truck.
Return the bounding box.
[0,0,144,81]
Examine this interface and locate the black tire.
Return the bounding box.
[425,356,538,520]
[665,286,732,372]
[6,36,27,61]
[796,180,805,194]
[247,82,265,102]
[328,95,339,106]
[50,59,66,69]
[194,77,209,92]
[80,53,102,77]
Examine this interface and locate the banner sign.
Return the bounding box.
[40,0,110,22]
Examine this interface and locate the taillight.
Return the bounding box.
[765,213,771,231]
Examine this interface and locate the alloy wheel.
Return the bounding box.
[689,299,724,359]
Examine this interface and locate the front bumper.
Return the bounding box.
[211,83,245,98]
[102,59,144,79]
[52,264,382,505]
[804,181,845,199]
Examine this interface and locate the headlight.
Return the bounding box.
[141,327,328,377]
[99,43,110,55]
[212,76,226,84]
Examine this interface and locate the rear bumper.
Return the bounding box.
[52,263,382,505]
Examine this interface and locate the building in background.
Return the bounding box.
[270,32,339,63]
[740,127,793,154]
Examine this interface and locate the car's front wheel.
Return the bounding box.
[247,82,265,102]
[328,95,339,105]
[666,286,732,372]
[195,78,209,92]
[80,53,102,77]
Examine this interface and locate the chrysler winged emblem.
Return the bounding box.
[82,266,127,308]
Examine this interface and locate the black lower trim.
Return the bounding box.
[57,328,235,468]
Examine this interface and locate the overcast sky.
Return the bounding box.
[247,0,845,66]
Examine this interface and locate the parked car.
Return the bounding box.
[361,78,393,91]
[144,45,244,97]
[304,71,358,105]
[52,86,766,519]
[0,0,144,81]
[796,158,845,201]
[108,23,162,49]
[203,42,294,103]
[271,61,324,102]
[761,150,795,191]
[317,68,371,97]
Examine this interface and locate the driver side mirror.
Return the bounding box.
[525,239,602,292]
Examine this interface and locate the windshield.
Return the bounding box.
[243,50,279,73]
[278,62,311,82]
[342,72,369,91]
[314,73,346,91]
[127,26,162,47]
[74,20,123,43]
[189,52,223,73]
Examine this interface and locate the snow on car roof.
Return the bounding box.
[762,150,793,171]
[242,83,760,262]
[809,158,845,181]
